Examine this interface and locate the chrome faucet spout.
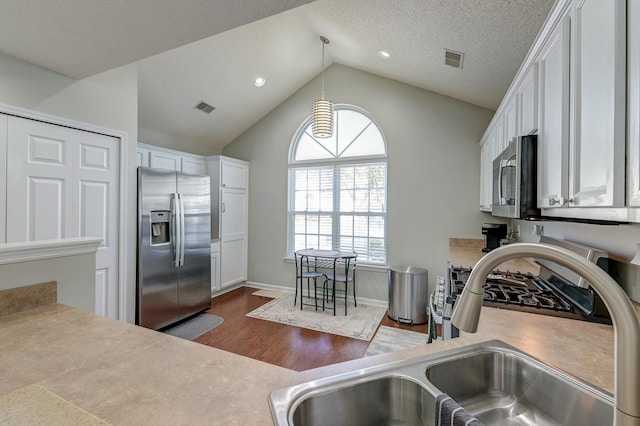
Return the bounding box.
[451,243,640,426]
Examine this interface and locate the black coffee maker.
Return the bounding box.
[482,223,508,252]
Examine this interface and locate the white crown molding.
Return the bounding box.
[0,238,102,265]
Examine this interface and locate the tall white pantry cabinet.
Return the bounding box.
[0,113,121,319]
[207,156,249,290]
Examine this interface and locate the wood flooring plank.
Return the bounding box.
[193,286,428,371]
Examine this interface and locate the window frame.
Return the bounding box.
[287,104,388,264]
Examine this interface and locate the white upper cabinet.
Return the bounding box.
[629,0,640,208]
[537,15,571,209]
[221,159,248,189]
[566,0,625,208]
[480,0,632,221]
[137,143,206,175]
[181,156,206,175]
[479,125,497,211]
[149,149,180,171]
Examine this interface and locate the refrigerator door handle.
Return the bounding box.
[172,193,182,267]
[178,194,186,266]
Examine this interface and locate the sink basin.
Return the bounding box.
[425,349,613,426]
[292,376,435,426]
[269,340,614,426]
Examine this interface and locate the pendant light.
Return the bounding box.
[311,36,334,138]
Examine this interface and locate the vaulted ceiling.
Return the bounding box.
[0,0,555,150]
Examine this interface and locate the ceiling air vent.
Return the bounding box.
[444,49,464,69]
[194,101,215,114]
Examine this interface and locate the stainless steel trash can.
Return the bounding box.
[388,266,428,325]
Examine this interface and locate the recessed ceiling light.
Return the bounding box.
[377,50,391,60]
[254,76,266,87]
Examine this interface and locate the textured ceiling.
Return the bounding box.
[0,0,555,150]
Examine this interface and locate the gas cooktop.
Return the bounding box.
[448,266,611,324]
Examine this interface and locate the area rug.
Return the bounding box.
[251,289,287,298]
[162,313,224,340]
[365,325,428,356]
[246,294,385,341]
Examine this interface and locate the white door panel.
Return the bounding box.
[7,117,74,242]
[220,187,247,287]
[568,0,625,207]
[149,151,180,171]
[537,17,570,208]
[181,157,206,175]
[221,161,247,189]
[28,177,67,240]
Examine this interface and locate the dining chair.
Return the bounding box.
[294,250,325,310]
[323,254,357,315]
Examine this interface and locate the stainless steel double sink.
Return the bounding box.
[269,340,614,425]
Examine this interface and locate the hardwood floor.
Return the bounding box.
[193,286,428,371]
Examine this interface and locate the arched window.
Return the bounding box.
[288,104,387,264]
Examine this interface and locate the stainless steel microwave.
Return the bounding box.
[491,135,540,219]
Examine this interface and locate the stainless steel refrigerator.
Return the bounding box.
[137,167,211,330]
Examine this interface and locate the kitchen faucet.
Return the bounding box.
[451,243,640,426]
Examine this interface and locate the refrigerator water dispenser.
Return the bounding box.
[150,211,171,245]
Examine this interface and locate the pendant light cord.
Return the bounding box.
[320,37,328,100]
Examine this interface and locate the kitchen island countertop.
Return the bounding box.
[1,296,637,425]
[1,238,637,425]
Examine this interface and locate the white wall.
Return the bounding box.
[223,64,495,300]
[0,52,138,322]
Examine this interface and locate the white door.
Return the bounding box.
[6,116,120,318]
[74,131,120,318]
[537,16,570,208]
[567,0,625,207]
[220,188,247,287]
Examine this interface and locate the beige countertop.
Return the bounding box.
[2,300,637,425]
[1,241,638,425]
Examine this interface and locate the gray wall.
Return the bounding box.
[223,64,495,300]
[138,126,221,156]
